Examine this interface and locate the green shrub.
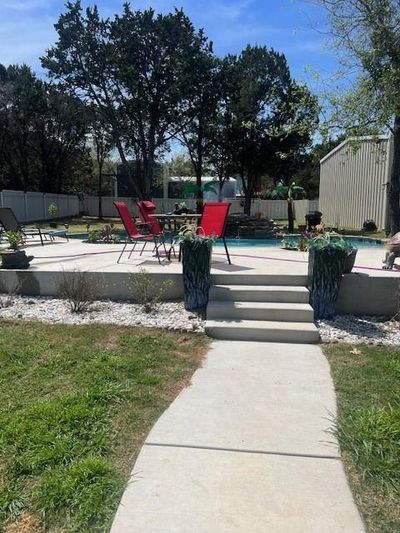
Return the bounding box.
[129,268,173,313]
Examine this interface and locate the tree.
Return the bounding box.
[319,0,400,234]
[270,181,306,232]
[165,154,195,178]
[42,2,212,199]
[292,137,345,199]
[90,115,114,219]
[0,64,90,192]
[176,53,220,211]
[215,46,318,215]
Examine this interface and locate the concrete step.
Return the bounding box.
[211,273,308,287]
[209,285,310,303]
[205,319,320,343]
[207,301,314,322]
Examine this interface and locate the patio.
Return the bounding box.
[0,237,398,316]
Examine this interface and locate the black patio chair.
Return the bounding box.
[0,207,68,246]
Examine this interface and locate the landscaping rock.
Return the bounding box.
[0,296,205,333]
[318,315,400,346]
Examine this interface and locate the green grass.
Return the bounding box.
[324,344,400,533]
[0,321,208,532]
[38,216,124,234]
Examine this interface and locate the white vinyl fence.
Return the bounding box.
[0,190,80,223]
[0,189,319,223]
[86,197,319,222]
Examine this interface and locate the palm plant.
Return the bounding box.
[270,181,306,232]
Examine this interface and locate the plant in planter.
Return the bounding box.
[1,231,33,269]
[174,225,213,310]
[48,202,58,227]
[281,237,298,250]
[308,233,356,319]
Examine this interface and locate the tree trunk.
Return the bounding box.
[388,116,400,235]
[240,172,252,216]
[196,171,203,214]
[196,122,204,214]
[288,199,294,233]
[114,141,142,198]
[98,162,103,220]
[243,194,251,216]
[143,154,154,200]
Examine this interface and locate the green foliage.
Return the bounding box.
[269,181,306,201]
[320,0,400,234]
[325,344,400,532]
[99,224,119,244]
[129,268,173,313]
[308,232,354,252]
[0,64,90,192]
[174,223,214,245]
[0,321,207,531]
[43,2,213,199]
[48,202,57,217]
[87,224,119,243]
[87,229,100,243]
[205,46,318,213]
[5,231,23,251]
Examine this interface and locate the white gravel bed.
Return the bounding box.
[0,295,205,332]
[318,315,400,346]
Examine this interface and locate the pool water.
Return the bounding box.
[68,233,383,248]
[215,237,383,248]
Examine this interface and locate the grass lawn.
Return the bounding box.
[324,344,400,533]
[37,216,125,234]
[0,321,208,532]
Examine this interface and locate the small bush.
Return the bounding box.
[0,278,20,308]
[363,219,378,232]
[87,229,100,243]
[99,224,119,244]
[129,268,173,313]
[57,269,98,313]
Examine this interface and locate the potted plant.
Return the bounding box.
[343,245,358,273]
[48,202,58,227]
[1,231,33,269]
[308,234,353,319]
[175,225,213,310]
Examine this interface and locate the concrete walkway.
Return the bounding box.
[111,342,365,533]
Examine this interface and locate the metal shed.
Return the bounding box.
[319,136,393,230]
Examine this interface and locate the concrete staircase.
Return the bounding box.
[205,274,319,343]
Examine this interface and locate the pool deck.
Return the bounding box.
[0,237,398,315]
[9,237,398,277]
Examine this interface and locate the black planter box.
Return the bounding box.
[182,239,212,310]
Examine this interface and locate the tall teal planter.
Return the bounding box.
[308,245,348,319]
[182,239,212,310]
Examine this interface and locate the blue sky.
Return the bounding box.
[0,0,337,85]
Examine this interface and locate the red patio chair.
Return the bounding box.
[199,202,231,264]
[136,200,163,237]
[113,201,167,264]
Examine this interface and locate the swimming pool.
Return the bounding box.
[68,233,383,248]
